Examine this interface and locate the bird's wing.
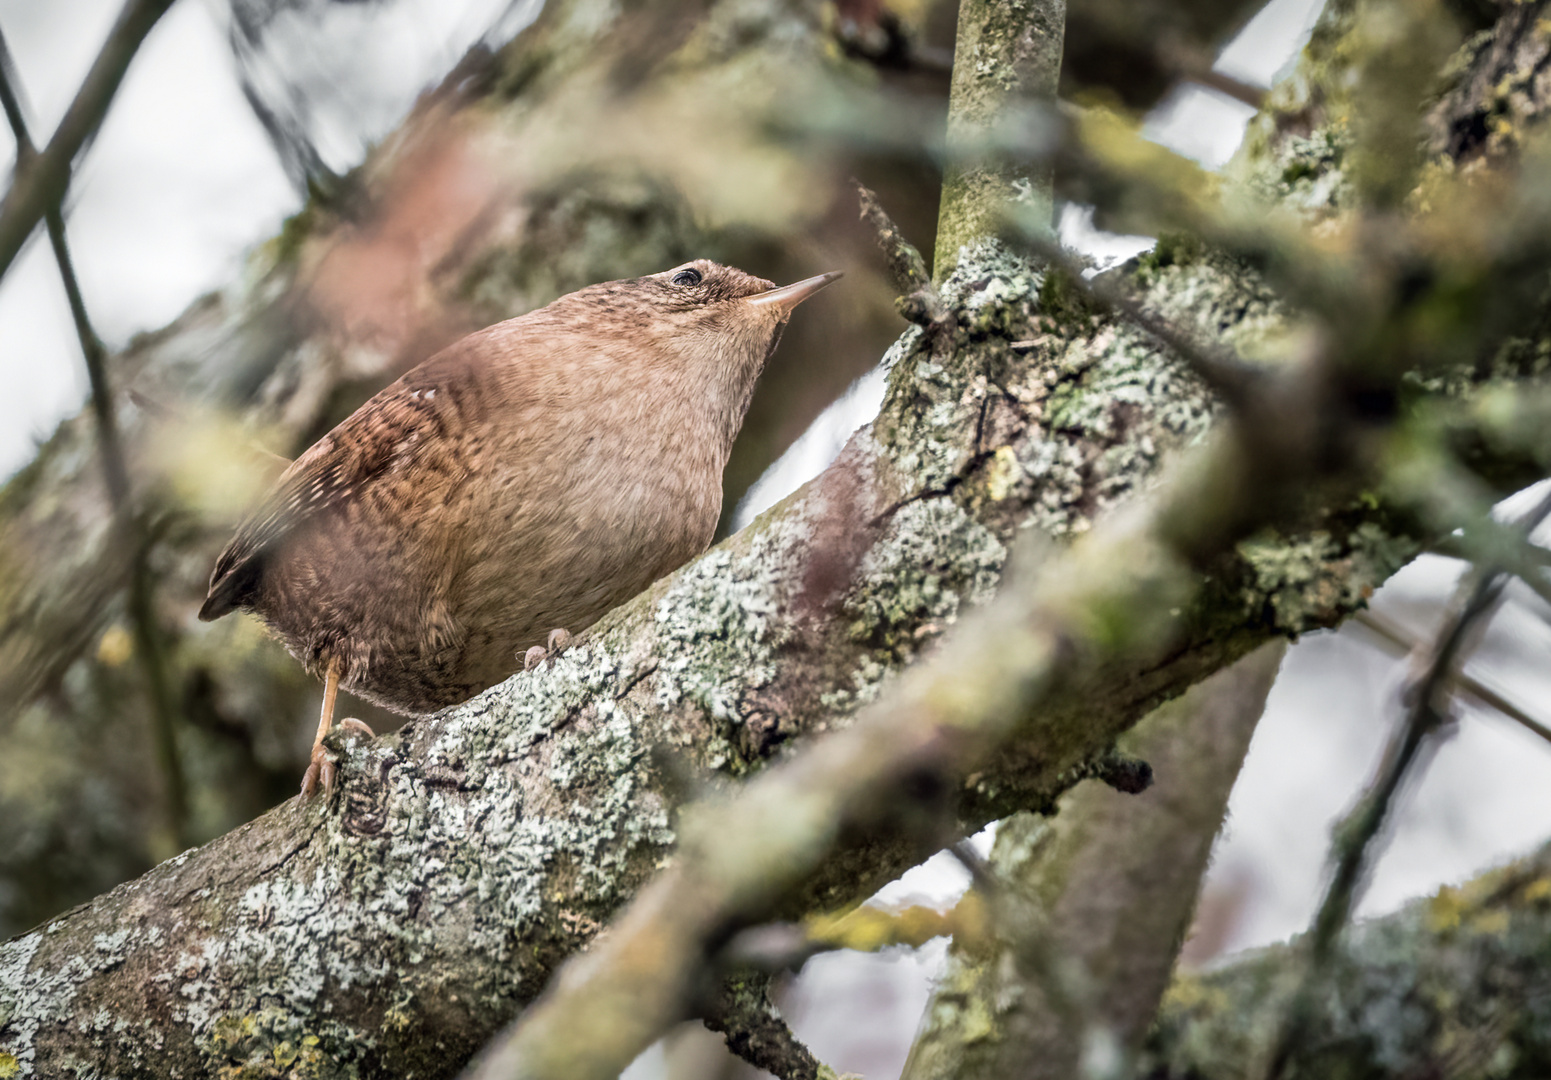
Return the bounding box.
[198,354,472,622]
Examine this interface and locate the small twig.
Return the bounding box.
[1159,39,1268,111]
[1352,609,1551,748]
[1427,532,1551,569]
[0,0,177,286]
[703,972,833,1080]
[1188,67,1268,111]
[0,23,186,844]
[1265,489,1551,1078]
[1447,512,1551,612]
[1013,230,1266,413]
[856,180,931,294]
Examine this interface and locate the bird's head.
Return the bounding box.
[598,259,841,375]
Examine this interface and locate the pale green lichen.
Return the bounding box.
[846,498,1006,659]
[1238,522,1419,633]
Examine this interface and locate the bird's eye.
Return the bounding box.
[671,268,703,287]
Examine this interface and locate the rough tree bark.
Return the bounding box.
[0,0,911,933]
[3,0,1551,1077]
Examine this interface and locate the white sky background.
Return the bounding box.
[1,1,1550,1076]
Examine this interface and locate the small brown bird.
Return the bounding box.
[200,260,840,795]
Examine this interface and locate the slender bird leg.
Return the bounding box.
[299,657,376,797]
[522,628,574,672]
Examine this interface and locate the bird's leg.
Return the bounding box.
[300,657,375,797]
[523,628,574,671]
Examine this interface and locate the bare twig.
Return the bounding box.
[0,0,176,286]
[1427,532,1551,570]
[1352,609,1551,748]
[0,23,186,844]
[1265,488,1551,1078]
[702,973,831,1080]
[856,180,931,294]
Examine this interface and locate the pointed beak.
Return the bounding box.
[744,270,843,314]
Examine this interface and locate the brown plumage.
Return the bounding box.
[200,260,839,793]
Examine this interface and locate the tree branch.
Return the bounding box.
[901,643,1284,1080]
[1267,487,1551,1078]
[0,0,176,285]
[935,0,1066,279]
[0,22,187,846]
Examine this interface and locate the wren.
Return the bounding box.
[199,260,840,794]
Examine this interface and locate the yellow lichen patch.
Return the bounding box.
[805,890,989,953]
[984,445,1022,501]
[1469,908,1511,937]
[0,1052,20,1079]
[1519,876,1551,904]
[96,623,133,667]
[1159,972,1228,1017]
[1427,884,1466,933]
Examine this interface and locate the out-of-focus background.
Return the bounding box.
[2,0,1548,1075]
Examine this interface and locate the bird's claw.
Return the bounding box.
[300,750,333,799]
[523,628,574,672]
[299,717,376,799]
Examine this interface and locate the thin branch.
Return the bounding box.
[0,0,176,286]
[934,0,1065,277]
[1187,67,1268,111]
[1351,609,1551,748]
[1426,532,1551,569]
[702,973,832,1080]
[855,180,930,295]
[0,22,186,843]
[1265,488,1551,1078]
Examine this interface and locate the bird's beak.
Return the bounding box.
[745,271,843,314]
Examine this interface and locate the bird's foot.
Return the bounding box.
[523,628,574,671]
[300,717,377,798]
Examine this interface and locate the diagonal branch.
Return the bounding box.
[0,23,186,842]
[1352,609,1551,747]
[0,0,176,286]
[901,644,1284,1080]
[1265,486,1551,1078]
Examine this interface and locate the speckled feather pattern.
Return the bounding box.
[201,261,792,714]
